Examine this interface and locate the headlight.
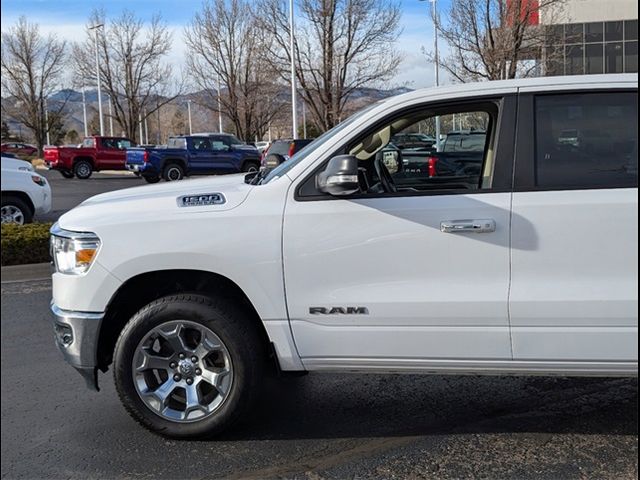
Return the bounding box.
[31,175,46,186]
[50,223,101,275]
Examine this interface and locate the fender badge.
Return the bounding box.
[177,193,226,207]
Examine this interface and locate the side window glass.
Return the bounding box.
[534,92,638,189]
[117,139,132,149]
[388,111,490,192]
[192,138,211,151]
[342,108,493,195]
[211,141,229,151]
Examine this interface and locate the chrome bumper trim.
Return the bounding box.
[50,303,104,391]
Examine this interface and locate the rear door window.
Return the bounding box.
[534,92,638,189]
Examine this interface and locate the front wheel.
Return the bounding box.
[113,294,265,438]
[1,196,33,224]
[241,161,260,173]
[74,160,93,179]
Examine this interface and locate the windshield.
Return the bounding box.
[262,101,383,184]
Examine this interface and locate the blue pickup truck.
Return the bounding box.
[126,133,261,183]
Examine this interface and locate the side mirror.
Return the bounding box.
[317,155,359,196]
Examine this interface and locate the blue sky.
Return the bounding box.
[1,0,447,89]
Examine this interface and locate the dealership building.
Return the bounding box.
[538,0,638,75]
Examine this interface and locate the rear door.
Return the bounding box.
[510,87,638,364]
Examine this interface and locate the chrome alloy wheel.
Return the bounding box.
[132,320,233,423]
[166,166,182,181]
[1,205,25,224]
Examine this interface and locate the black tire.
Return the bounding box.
[60,170,74,179]
[1,195,33,224]
[74,160,93,179]
[113,294,266,439]
[143,175,161,184]
[163,163,184,181]
[241,160,260,173]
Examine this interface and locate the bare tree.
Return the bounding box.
[430,0,566,82]
[184,0,283,141]
[258,0,402,132]
[73,9,181,142]
[1,17,67,154]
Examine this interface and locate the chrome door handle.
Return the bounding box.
[440,219,496,233]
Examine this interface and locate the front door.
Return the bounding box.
[283,97,517,369]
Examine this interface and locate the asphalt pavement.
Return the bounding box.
[37,169,144,223]
[1,278,638,479]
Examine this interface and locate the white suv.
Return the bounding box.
[50,74,638,438]
[1,156,51,224]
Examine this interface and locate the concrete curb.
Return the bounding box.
[1,263,51,283]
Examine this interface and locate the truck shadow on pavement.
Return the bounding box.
[223,375,637,441]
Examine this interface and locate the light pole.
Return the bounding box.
[289,0,298,139]
[187,100,193,135]
[216,73,223,133]
[107,94,114,136]
[81,85,88,137]
[302,99,307,139]
[144,110,149,144]
[89,23,105,136]
[44,98,50,146]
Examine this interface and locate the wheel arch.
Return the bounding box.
[161,157,187,171]
[0,190,35,215]
[97,269,276,372]
[241,158,260,170]
[73,155,95,167]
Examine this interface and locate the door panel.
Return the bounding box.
[283,193,513,362]
[510,189,638,361]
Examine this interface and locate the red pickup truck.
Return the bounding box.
[44,136,135,179]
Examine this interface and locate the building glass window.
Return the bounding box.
[625,41,638,73]
[625,20,638,41]
[605,42,624,73]
[566,45,584,74]
[585,43,604,74]
[565,23,584,44]
[547,25,564,44]
[585,22,604,43]
[545,45,564,76]
[605,21,624,42]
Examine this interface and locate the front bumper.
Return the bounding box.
[50,303,104,391]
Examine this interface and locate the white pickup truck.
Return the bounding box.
[50,74,638,438]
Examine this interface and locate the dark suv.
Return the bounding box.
[261,139,314,169]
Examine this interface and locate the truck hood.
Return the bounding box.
[58,173,255,230]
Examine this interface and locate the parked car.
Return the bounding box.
[1,156,51,224]
[254,141,270,153]
[1,156,34,172]
[44,136,135,179]
[1,142,38,157]
[126,133,261,183]
[261,138,314,169]
[50,74,638,439]
[390,133,436,150]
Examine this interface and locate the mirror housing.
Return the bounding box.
[317,155,360,196]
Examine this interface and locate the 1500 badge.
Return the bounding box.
[309,307,369,315]
[177,193,226,207]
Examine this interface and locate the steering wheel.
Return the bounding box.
[374,157,398,193]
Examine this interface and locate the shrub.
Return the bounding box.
[1,222,53,266]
